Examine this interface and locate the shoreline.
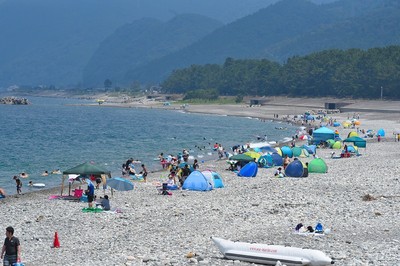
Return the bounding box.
[1,94,400,265]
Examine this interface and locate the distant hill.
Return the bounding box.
[0,0,288,87]
[123,0,400,84]
[82,14,223,87]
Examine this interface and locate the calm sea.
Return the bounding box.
[0,96,296,195]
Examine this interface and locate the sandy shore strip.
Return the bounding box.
[1,99,400,265]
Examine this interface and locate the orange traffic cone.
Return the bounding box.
[53,232,60,248]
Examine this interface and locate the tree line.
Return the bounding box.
[161,46,400,100]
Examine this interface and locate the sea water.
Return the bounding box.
[0,96,296,195]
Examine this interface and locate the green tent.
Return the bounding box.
[61,162,111,195]
[343,136,366,148]
[326,139,335,147]
[332,141,342,149]
[308,158,328,173]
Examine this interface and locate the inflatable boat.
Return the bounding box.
[211,237,333,266]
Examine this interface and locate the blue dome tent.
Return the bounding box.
[281,146,293,158]
[182,171,213,191]
[285,160,304,177]
[377,128,385,137]
[238,162,258,178]
[271,152,283,166]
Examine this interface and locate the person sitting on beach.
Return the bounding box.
[99,195,110,211]
[166,175,175,186]
[274,167,285,178]
[128,164,136,175]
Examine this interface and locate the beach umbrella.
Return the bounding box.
[107,177,134,191]
[393,129,400,134]
[299,135,309,140]
[229,154,254,162]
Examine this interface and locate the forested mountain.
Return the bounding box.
[123,0,400,84]
[82,15,223,87]
[161,46,400,100]
[0,0,286,87]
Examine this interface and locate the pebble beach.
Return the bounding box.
[1,99,400,266]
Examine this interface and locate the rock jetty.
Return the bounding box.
[0,96,29,105]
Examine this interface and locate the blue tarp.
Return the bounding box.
[182,171,213,191]
[238,162,258,178]
[285,160,304,177]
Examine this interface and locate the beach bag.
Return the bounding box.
[315,222,323,233]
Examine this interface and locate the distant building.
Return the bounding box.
[249,98,268,106]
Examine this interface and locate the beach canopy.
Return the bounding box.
[201,170,224,188]
[61,162,111,196]
[182,171,213,191]
[63,162,111,175]
[284,160,304,177]
[238,162,258,178]
[343,136,366,148]
[308,158,328,173]
[312,127,335,144]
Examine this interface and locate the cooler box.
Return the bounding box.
[80,195,88,202]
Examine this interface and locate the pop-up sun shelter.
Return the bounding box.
[312,127,335,144]
[308,158,328,173]
[62,162,111,196]
[182,171,213,191]
[202,170,224,188]
[238,162,258,178]
[284,160,304,177]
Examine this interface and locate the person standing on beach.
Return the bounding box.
[140,164,148,182]
[1,226,21,266]
[86,180,95,208]
[13,176,22,195]
[283,155,290,170]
